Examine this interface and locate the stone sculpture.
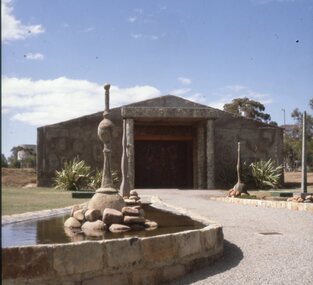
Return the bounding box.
[64,83,158,236]
[87,84,125,212]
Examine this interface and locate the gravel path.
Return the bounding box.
[138,190,313,285]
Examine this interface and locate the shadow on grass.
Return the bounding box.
[165,240,243,285]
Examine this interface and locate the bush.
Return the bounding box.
[54,158,91,191]
[250,159,283,189]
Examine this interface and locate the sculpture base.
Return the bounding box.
[96,187,118,194]
[88,188,125,213]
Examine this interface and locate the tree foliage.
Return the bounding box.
[1,154,8,167]
[223,97,272,124]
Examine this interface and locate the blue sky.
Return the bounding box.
[2,0,313,158]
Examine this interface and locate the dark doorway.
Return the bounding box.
[135,140,193,188]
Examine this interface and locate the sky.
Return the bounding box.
[2,0,313,158]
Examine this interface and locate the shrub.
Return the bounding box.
[250,159,283,189]
[54,158,91,191]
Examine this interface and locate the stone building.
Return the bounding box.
[37,95,283,189]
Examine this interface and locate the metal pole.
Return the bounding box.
[301,111,307,193]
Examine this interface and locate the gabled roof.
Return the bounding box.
[123,95,209,109]
[39,94,280,129]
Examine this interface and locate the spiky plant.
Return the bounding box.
[54,158,91,191]
[250,159,283,189]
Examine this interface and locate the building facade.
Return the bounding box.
[37,95,283,189]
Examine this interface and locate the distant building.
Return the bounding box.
[37,95,283,189]
[17,144,36,168]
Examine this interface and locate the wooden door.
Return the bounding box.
[135,140,193,189]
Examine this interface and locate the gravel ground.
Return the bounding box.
[138,190,313,285]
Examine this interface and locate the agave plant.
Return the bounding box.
[54,158,91,191]
[250,159,283,189]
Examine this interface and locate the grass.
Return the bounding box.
[2,186,90,215]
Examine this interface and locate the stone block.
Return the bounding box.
[82,274,128,285]
[105,238,142,270]
[2,246,53,279]
[142,235,177,264]
[200,227,217,251]
[132,269,159,285]
[173,230,202,258]
[161,264,186,283]
[53,242,103,275]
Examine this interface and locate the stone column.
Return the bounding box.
[206,119,215,189]
[126,118,135,190]
[196,122,206,189]
[120,120,131,196]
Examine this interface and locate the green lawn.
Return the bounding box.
[1,186,90,215]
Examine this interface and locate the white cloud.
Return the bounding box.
[128,16,137,23]
[82,27,94,33]
[24,53,44,60]
[169,88,191,96]
[207,85,273,110]
[131,34,159,40]
[131,33,143,39]
[2,76,161,126]
[149,35,159,40]
[178,77,192,85]
[2,0,44,42]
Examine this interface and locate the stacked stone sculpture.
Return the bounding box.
[64,190,158,236]
[64,83,157,237]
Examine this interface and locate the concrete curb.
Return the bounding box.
[209,196,313,212]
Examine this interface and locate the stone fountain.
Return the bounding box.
[64,83,157,234]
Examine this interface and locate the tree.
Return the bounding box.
[1,154,8,167]
[223,97,273,124]
[7,146,23,168]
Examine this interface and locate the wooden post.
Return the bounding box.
[301,111,307,193]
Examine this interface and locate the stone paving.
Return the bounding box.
[138,189,313,285]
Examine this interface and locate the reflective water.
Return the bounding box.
[2,205,203,247]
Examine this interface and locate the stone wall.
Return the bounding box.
[2,202,223,285]
[37,108,122,187]
[213,112,284,188]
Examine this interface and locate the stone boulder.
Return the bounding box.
[130,224,145,231]
[109,224,131,233]
[73,209,85,222]
[88,192,125,213]
[103,208,123,225]
[64,217,81,228]
[71,204,81,216]
[85,209,102,222]
[122,207,140,216]
[82,220,107,231]
[145,220,158,230]
[130,190,138,196]
[124,216,145,224]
